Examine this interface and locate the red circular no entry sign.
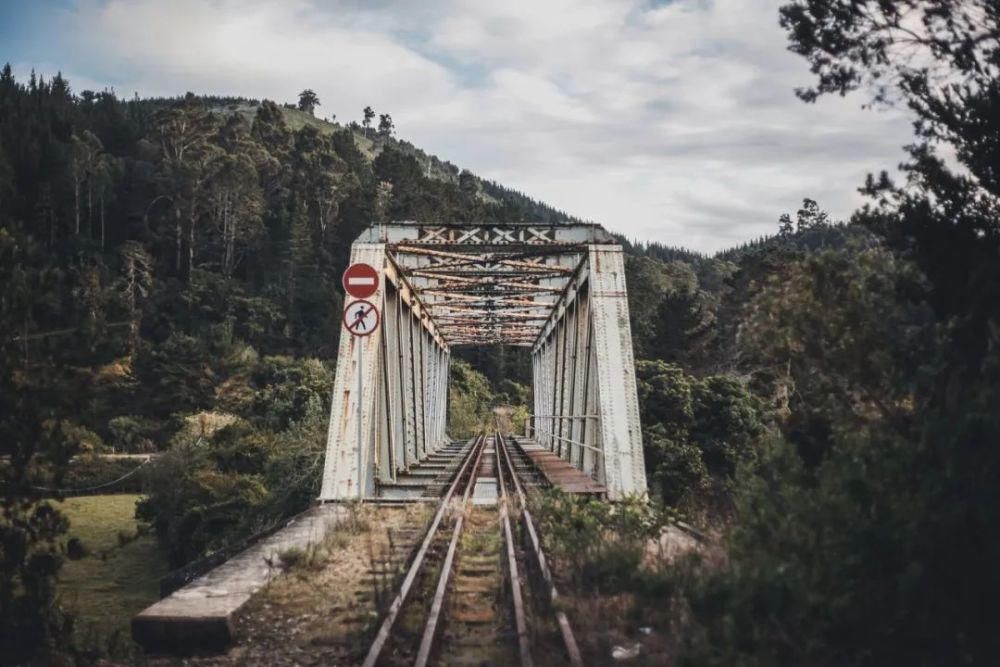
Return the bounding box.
[342,263,380,299]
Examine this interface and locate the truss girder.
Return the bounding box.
[321,223,646,501]
[530,245,647,499]
[320,241,451,500]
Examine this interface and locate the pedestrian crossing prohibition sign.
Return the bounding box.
[343,299,380,336]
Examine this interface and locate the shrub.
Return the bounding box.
[644,423,709,506]
[636,360,762,507]
[107,416,158,453]
[137,397,327,567]
[448,359,494,438]
[238,356,333,430]
[277,546,305,569]
[531,490,671,594]
[60,421,106,455]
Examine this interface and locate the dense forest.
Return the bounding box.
[0,69,568,660]
[2,0,999,664]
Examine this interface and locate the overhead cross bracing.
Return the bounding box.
[385,223,605,347]
[320,222,647,501]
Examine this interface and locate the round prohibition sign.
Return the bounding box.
[342,263,380,299]
[343,299,380,337]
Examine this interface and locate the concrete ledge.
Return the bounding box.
[132,504,345,655]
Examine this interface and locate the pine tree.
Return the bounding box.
[377,113,394,139]
[362,106,375,137]
[297,89,319,115]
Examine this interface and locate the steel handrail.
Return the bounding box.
[530,426,605,456]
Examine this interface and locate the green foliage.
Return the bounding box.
[626,257,717,364]
[107,416,157,453]
[137,395,327,567]
[132,332,219,418]
[643,423,709,507]
[0,495,70,661]
[741,242,937,465]
[679,390,1000,665]
[673,236,1000,663]
[531,490,672,594]
[136,438,270,566]
[663,6,1000,662]
[691,375,763,480]
[447,359,495,438]
[60,421,106,455]
[241,356,334,430]
[0,226,74,661]
[296,89,319,115]
[635,360,762,506]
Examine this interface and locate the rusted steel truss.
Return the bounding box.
[320,222,647,501]
[387,225,599,348]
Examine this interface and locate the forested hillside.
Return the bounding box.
[3,0,1000,661]
[0,68,572,660]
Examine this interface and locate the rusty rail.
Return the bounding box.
[361,434,486,667]
[413,434,489,666]
[497,432,533,667]
[362,429,583,666]
[496,430,584,667]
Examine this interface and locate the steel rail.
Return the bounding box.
[361,434,486,667]
[496,431,584,667]
[497,430,534,667]
[413,434,490,667]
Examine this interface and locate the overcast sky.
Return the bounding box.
[2,0,915,253]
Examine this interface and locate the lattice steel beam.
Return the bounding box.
[320,222,645,501]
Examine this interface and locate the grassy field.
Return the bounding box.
[58,494,169,651]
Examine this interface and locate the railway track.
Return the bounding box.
[361,431,582,666]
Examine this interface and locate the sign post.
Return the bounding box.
[343,263,380,497]
[357,338,362,496]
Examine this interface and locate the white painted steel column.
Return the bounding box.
[586,245,646,499]
[320,242,386,500]
[570,286,591,469]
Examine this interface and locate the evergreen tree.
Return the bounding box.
[297,89,319,115]
[362,105,375,137]
[377,113,394,139]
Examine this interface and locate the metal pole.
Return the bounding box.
[357,339,363,498]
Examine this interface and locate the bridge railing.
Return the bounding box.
[525,414,603,481]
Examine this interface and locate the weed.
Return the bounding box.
[338,500,371,534]
[530,490,674,594]
[278,546,306,569]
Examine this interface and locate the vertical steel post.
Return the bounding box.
[356,337,362,494]
[586,244,646,498]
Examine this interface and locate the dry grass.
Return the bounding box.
[179,411,240,440]
[172,504,430,667]
[93,357,132,383]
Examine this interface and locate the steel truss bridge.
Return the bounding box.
[320,222,647,500]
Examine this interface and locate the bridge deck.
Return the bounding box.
[513,438,607,496]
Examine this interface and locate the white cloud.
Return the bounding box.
[34,0,913,252]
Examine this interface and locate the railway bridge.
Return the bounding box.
[133,222,654,660]
[321,221,647,501]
